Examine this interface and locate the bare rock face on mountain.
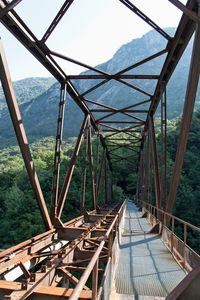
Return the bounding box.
[0,27,199,146]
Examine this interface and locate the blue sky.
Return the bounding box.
[0,0,185,81]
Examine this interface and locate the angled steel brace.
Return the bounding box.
[41,0,75,43]
[96,99,151,122]
[0,40,52,230]
[78,49,167,98]
[166,7,200,214]
[168,0,200,24]
[57,115,89,218]
[50,51,152,97]
[0,0,22,19]
[118,0,172,40]
[51,83,67,224]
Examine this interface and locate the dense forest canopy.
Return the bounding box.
[0,110,200,250]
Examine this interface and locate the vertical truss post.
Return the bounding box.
[148,146,153,205]
[51,83,67,224]
[166,10,200,214]
[139,141,145,204]
[87,117,97,210]
[140,146,145,205]
[96,149,106,202]
[80,127,89,214]
[142,132,150,204]
[104,158,108,204]
[149,116,162,210]
[0,40,52,230]
[135,152,141,205]
[95,134,100,192]
[57,114,89,218]
[111,170,114,202]
[107,168,113,202]
[160,85,167,209]
[136,146,144,207]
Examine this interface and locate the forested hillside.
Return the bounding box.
[0,77,55,114]
[0,111,200,250]
[0,136,127,249]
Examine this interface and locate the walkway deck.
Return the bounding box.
[113,201,186,299]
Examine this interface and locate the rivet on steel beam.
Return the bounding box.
[21,279,28,290]
[46,260,53,268]
[30,273,36,282]
[41,265,47,273]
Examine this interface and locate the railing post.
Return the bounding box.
[171,217,174,253]
[183,223,187,269]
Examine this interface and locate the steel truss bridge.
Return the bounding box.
[0,0,200,299]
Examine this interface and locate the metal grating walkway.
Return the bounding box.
[114,201,186,299]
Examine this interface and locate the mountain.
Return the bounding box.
[0,27,199,146]
[0,77,55,115]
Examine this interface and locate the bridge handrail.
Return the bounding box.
[141,201,200,233]
[141,201,200,271]
[69,200,126,300]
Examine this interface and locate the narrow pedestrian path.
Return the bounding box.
[113,201,186,299]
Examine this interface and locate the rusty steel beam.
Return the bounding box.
[67,74,159,80]
[119,0,172,40]
[144,0,198,132]
[83,77,152,97]
[0,40,52,230]
[100,123,144,132]
[103,126,143,139]
[51,83,67,224]
[149,117,162,210]
[0,0,22,19]
[108,145,138,153]
[168,0,200,23]
[96,150,106,201]
[78,49,167,98]
[41,0,75,43]
[57,115,89,219]
[80,129,89,214]
[99,120,145,124]
[68,202,125,300]
[142,132,151,204]
[166,9,200,214]
[88,119,97,210]
[160,86,167,209]
[91,109,149,113]
[0,6,101,135]
[0,282,92,299]
[95,134,100,193]
[96,99,151,122]
[50,50,152,98]
[1,204,123,299]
